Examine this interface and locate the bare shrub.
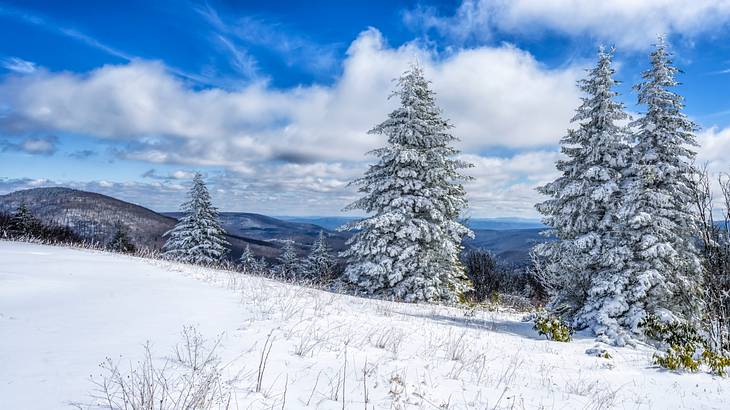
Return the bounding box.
[692,165,730,352]
[462,249,529,302]
[369,327,406,356]
[88,326,233,409]
[292,324,326,357]
[444,330,469,362]
[462,249,501,301]
[256,331,275,393]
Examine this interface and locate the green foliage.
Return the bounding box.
[642,315,730,376]
[534,313,572,342]
[703,350,730,377]
[653,344,701,372]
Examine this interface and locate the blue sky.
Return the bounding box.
[2,0,730,216]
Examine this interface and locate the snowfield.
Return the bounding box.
[1,242,728,409]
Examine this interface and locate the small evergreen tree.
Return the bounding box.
[107,221,136,254]
[163,173,230,265]
[277,240,300,279]
[10,202,41,237]
[0,212,12,238]
[340,65,473,303]
[238,244,256,272]
[302,230,336,281]
[535,47,634,345]
[253,257,269,275]
[621,37,703,327]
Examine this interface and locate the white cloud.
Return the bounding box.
[1,135,58,155]
[697,126,730,165]
[406,0,730,49]
[462,151,562,216]
[0,28,584,216]
[0,28,579,160]
[696,126,730,198]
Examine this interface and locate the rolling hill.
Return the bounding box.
[164,211,352,254]
[0,188,282,259]
[0,187,551,265]
[465,228,551,266]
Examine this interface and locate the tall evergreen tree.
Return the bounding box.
[535,48,634,344]
[340,65,473,303]
[621,37,703,327]
[302,230,336,280]
[163,173,230,265]
[277,240,300,279]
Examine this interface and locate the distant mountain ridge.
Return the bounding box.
[278,216,546,231]
[164,211,351,255]
[0,187,550,266]
[0,188,284,259]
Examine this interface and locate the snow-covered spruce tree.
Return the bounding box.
[535,47,634,345]
[340,65,473,303]
[277,240,300,279]
[302,230,336,281]
[163,173,230,265]
[108,221,136,254]
[238,244,256,272]
[621,37,703,328]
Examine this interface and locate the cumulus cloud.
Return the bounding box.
[0,28,585,216]
[697,126,730,165]
[1,135,58,155]
[0,28,579,160]
[405,0,730,49]
[462,151,562,216]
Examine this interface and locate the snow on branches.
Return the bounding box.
[340,65,473,303]
[163,173,230,265]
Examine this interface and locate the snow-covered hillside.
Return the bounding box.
[1,242,728,409]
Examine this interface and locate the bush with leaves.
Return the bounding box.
[534,312,572,342]
[641,315,730,375]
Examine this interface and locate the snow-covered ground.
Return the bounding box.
[1,242,728,409]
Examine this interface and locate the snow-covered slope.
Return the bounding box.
[1,242,727,409]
